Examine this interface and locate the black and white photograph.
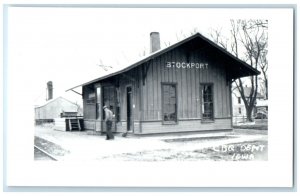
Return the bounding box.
[4,3,295,189]
[30,8,268,162]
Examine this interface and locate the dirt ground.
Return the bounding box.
[100,138,268,161]
[34,125,268,161]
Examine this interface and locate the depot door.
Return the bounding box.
[126,86,133,131]
[102,86,116,132]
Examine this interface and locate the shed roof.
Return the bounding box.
[34,96,78,111]
[234,87,264,98]
[244,87,264,98]
[67,32,260,91]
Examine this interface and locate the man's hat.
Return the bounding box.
[103,106,108,109]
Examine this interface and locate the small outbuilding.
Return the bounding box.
[232,87,265,123]
[34,96,80,124]
[68,32,260,135]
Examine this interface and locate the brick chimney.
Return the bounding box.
[150,32,161,53]
[47,81,53,101]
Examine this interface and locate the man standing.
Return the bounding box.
[103,105,114,140]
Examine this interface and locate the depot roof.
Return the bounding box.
[67,32,260,91]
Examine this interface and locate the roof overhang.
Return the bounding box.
[66,33,260,92]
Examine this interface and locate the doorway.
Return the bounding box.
[126,86,133,131]
[102,86,116,132]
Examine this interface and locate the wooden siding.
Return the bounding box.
[114,69,142,133]
[139,44,232,122]
[84,119,96,130]
[82,85,96,120]
[141,118,232,134]
[53,118,67,131]
[118,72,138,122]
[84,119,119,133]
[82,40,233,133]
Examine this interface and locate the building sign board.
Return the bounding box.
[166,62,208,69]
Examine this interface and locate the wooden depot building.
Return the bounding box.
[67,32,260,135]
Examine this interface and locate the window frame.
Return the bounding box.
[161,82,178,125]
[238,97,241,104]
[200,83,214,122]
[86,90,96,105]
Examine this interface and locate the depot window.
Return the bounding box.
[201,84,214,121]
[162,83,177,123]
[86,91,96,104]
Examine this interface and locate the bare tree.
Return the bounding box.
[236,20,267,121]
[164,41,171,47]
[138,46,147,57]
[74,101,83,116]
[259,40,268,99]
[209,27,229,49]
[211,19,268,122]
[97,59,112,71]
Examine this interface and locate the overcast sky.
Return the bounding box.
[7,7,255,106]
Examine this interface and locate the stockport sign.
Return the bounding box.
[166,61,208,69]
